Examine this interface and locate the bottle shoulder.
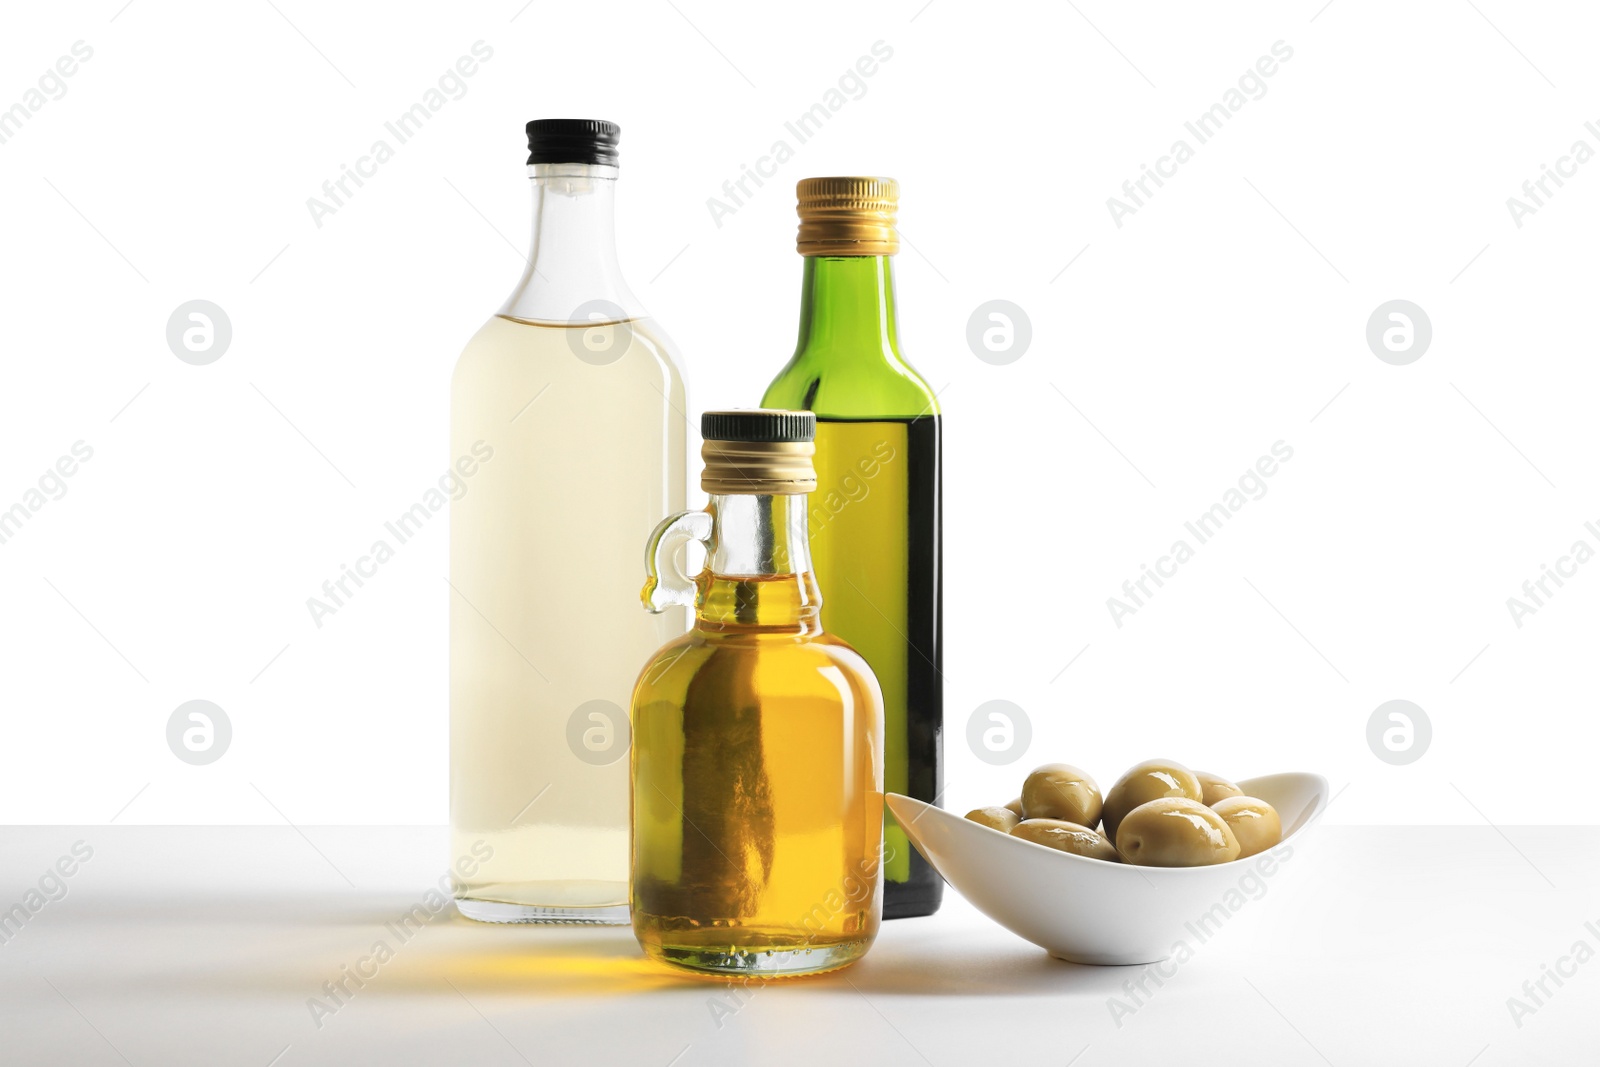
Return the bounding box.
[811,631,885,685]
[762,347,939,419]
[453,314,687,391]
[636,629,882,686]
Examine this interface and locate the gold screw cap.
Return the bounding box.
[796,176,899,257]
[700,410,816,495]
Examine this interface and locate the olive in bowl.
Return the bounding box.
[1115,797,1241,867]
[1010,818,1119,862]
[1100,760,1204,842]
[1195,770,1244,807]
[1020,763,1103,827]
[1212,795,1282,858]
[965,806,1021,833]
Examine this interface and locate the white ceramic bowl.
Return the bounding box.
[886,772,1328,966]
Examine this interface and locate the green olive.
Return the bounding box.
[1212,795,1281,858]
[1004,797,1024,816]
[1010,819,1119,862]
[1116,798,1240,867]
[1100,760,1203,842]
[1195,771,1243,807]
[1020,763,1103,827]
[965,806,1020,833]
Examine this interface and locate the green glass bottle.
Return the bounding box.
[761,177,942,919]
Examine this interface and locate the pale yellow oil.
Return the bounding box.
[631,570,884,976]
[450,314,686,914]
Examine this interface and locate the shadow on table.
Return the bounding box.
[390,914,690,997]
[395,920,1129,1000]
[824,942,1136,998]
[31,892,1137,1000]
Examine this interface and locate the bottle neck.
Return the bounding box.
[498,163,645,324]
[698,493,821,634]
[793,255,901,358]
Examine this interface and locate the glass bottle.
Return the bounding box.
[450,119,688,923]
[631,410,884,977]
[761,177,943,919]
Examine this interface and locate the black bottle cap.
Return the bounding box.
[525,118,620,166]
[701,409,816,444]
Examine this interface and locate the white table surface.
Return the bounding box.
[0,826,1592,1066]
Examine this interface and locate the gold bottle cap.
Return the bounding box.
[796,176,899,257]
[700,410,816,495]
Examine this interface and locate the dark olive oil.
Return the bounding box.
[807,416,942,917]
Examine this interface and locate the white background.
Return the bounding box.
[1,0,1594,827]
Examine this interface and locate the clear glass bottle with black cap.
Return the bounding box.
[630,410,884,977]
[762,177,943,918]
[450,119,687,923]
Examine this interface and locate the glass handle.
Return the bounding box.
[642,509,713,614]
